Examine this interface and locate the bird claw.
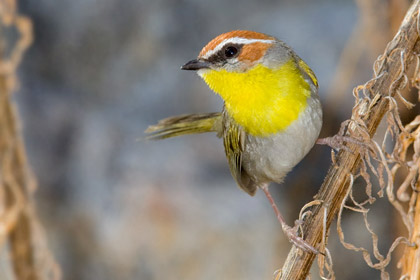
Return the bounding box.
[293,218,304,229]
[282,222,321,255]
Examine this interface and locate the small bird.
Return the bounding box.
[146,30,322,253]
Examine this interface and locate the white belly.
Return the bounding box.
[242,96,322,184]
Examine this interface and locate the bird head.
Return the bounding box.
[181,30,291,74]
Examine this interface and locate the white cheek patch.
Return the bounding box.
[197,68,211,78]
[202,37,275,59]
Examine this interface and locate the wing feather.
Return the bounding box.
[222,111,258,196]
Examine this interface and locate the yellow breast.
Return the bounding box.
[200,59,313,136]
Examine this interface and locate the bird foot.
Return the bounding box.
[316,135,366,153]
[282,221,320,255]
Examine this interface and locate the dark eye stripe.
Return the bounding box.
[207,43,243,64]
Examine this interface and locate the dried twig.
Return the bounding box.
[397,117,420,279]
[0,2,38,278]
[399,188,420,279]
[0,1,61,279]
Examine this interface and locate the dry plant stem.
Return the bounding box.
[0,69,39,280]
[279,1,420,279]
[0,1,40,279]
[400,188,420,278]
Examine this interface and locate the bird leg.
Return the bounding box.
[261,185,320,254]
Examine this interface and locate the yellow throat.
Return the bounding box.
[201,59,313,136]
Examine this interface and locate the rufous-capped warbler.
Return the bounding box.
[146,30,323,254]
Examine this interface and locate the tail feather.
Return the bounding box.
[145,113,222,140]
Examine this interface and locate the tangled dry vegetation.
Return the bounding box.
[279,0,420,279]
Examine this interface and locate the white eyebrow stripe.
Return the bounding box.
[201,37,275,59]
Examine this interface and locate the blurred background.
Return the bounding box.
[6,0,412,279]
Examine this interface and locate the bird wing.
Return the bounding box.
[222,112,257,196]
[145,113,222,139]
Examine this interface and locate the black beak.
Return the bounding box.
[181,59,211,71]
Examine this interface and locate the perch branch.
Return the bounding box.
[279,0,420,279]
[399,190,420,279]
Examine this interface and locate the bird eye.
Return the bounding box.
[224,46,238,58]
